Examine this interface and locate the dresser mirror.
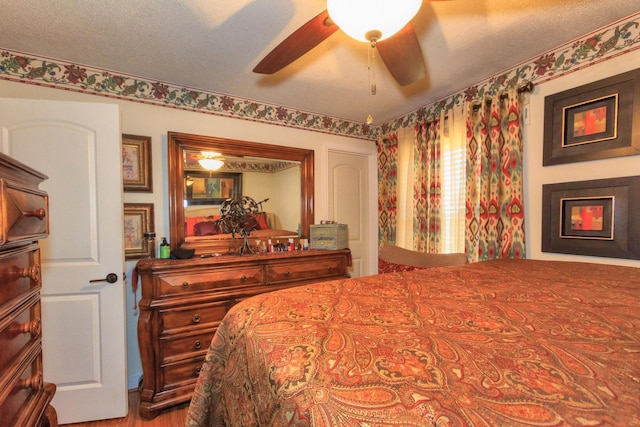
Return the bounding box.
[168,131,314,255]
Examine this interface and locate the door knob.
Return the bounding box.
[89,273,118,284]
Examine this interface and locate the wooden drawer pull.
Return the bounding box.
[23,207,46,220]
[9,264,40,282]
[194,367,202,377]
[284,271,290,276]
[240,275,247,281]
[194,340,201,350]
[182,282,189,289]
[327,267,333,272]
[192,314,201,323]
[20,319,42,336]
[22,372,43,390]
[9,318,41,336]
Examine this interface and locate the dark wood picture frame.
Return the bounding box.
[122,134,153,192]
[543,68,640,166]
[184,171,242,205]
[124,203,155,259]
[542,176,640,259]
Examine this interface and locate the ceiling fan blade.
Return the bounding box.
[376,22,426,86]
[253,10,338,74]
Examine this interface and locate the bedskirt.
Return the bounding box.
[186,259,640,426]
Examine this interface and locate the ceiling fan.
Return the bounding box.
[253,0,451,87]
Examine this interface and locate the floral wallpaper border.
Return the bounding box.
[0,50,374,140]
[1,12,638,141]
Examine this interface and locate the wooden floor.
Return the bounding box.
[65,390,190,427]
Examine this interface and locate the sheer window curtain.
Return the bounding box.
[441,106,466,254]
[395,126,415,249]
[465,87,526,262]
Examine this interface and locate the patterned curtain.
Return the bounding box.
[413,119,442,253]
[377,132,399,249]
[465,88,526,262]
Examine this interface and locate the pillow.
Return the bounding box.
[185,216,206,237]
[251,212,270,230]
[194,221,221,236]
[240,215,259,231]
[378,258,427,274]
[186,215,220,236]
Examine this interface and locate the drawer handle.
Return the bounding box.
[22,372,43,390]
[17,318,42,336]
[194,367,202,377]
[327,267,333,272]
[284,271,290,276]
[182,282,189,288]
[9,264,40,282]
[194,340,201,350]
[23,208,46,221]
[192,314,201,323]
[9,318,41,336]
[240,275,247,281]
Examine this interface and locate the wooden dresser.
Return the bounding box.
[0,153,57,426]
[137,248,351,418]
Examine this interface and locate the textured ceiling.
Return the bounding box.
[1,0,639,124]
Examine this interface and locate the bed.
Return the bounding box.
[185,210,298,246]
[185,259,640,426]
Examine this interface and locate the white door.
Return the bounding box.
[0,98,128,424]
[328,151,374,277]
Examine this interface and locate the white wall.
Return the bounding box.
[523,49,640,268]
[0,78,376,389]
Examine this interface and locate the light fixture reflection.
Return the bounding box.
[198,151,224,170]
[198,158,224,171]
[327,0,422,42]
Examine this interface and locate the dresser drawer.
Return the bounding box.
[157,266,265,297]
[159,300,232,334]
[160,357,203,391]
[0,179,49,247]
[0,296,41,375]
[0,349,43,427]
[0,246,40,311]
[267,257,346,284]
[160,330,215,364]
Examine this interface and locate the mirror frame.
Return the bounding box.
[168,131,314,254]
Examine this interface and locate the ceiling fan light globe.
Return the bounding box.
[327,0,422,42]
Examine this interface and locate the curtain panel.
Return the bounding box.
[465,88,526,262]
[413,119,443,253]
[377,133,399,249]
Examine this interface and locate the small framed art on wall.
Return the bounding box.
[542,176,640,259]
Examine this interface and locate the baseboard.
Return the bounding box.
[128,373,142,391]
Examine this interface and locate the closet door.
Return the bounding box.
[328,150,376,277]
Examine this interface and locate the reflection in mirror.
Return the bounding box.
[168,132,314,255]
[184,170,242,205]
[183,155,301,237]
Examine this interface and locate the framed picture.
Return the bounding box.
[542,176,640,259]
[184,171,242,205]
[543,68,640,166]
[124,203,154,260]
[122,134,153,192]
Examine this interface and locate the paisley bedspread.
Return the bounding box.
[185,259,640,426]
